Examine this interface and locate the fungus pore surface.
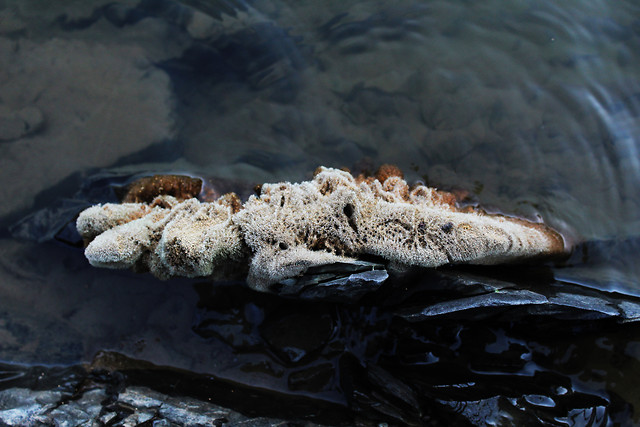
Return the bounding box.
[76,167,566,291]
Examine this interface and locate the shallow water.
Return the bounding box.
[1,0,640,425]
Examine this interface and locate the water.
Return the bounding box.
[1,0,640,425]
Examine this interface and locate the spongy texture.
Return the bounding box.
[149,198,246,278]
[77,168,565,291]
[235,167,564,290]
[76,203,156,241]
[79,196,246,277]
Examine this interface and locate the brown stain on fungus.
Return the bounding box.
[432,189,459,209]
[354,163,403,186]
[509,217,566,255]
[122,175,202,203]
[219,192,243,214]
[375,164,404,182]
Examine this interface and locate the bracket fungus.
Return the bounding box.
[76,167,566,292]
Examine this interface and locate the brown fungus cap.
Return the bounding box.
[121,175,203,203]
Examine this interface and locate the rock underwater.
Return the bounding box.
[76,166,566,293]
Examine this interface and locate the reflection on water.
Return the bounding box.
[1,0,640,424]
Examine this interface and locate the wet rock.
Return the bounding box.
[0,388,61,426]
[398,289,549,320]
[277,261,389,300]
[0,384,319,427]
[42,388,105,425]
[117,386,229,426]
[394,268,640,322]
[9,198,91,244]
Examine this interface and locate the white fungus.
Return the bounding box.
[77,167,565,291]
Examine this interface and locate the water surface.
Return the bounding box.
[1,0,640,424]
